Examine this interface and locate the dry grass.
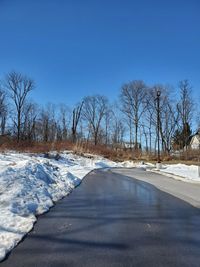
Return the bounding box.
[0,138,199,164]
[0,139,145,162]
[0,140,73,154]
[142,150,200,165]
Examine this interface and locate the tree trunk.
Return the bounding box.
[94,131,98,146]
[135,122,138,150]
[17,112,21,142]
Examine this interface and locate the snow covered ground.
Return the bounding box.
[159,163,200,183]
[0,151,125,262]
[0,151,199,262]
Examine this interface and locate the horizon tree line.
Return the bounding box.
[0,70,199,155]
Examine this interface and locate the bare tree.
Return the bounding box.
[82,95,108,145]
[5,71,34,141]
[38,107,50,142]
[120,80,147,149]
[142,106,154,153]
[103,107,113,145]
[0,87,7,135]
[21,101,38,141]
[111,116,125,147]
[142,85,179,155]
[38,103,57,142]
[58,104,71,140]
[71,102,83,143]
[196,112,200,130]
[158,89,179,153]
[177,80,193,148]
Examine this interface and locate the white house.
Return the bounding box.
[190,130,200,150]
[123,142,135,149]
[123,142,141,149]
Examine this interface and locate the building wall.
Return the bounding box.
[191,136,200,149]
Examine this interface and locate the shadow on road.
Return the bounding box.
[1,169,200,267]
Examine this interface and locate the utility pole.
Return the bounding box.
[156,89,161,166]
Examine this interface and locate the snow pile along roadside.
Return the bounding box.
[159,163,200,183]
[0,152,119,261]
[121,161,154,169]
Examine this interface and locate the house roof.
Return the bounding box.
[195,129,200,139]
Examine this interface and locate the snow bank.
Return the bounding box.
[3,151,198,261]
[120,160,154,169]
[0,152,119,261]
[159,163,200,183]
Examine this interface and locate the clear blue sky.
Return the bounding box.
[0,0,199,106]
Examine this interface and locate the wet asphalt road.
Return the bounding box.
[1,168,200,267]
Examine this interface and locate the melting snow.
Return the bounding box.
[0,151,199,261]
[0,151,121,261]
[160,163,200,182]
